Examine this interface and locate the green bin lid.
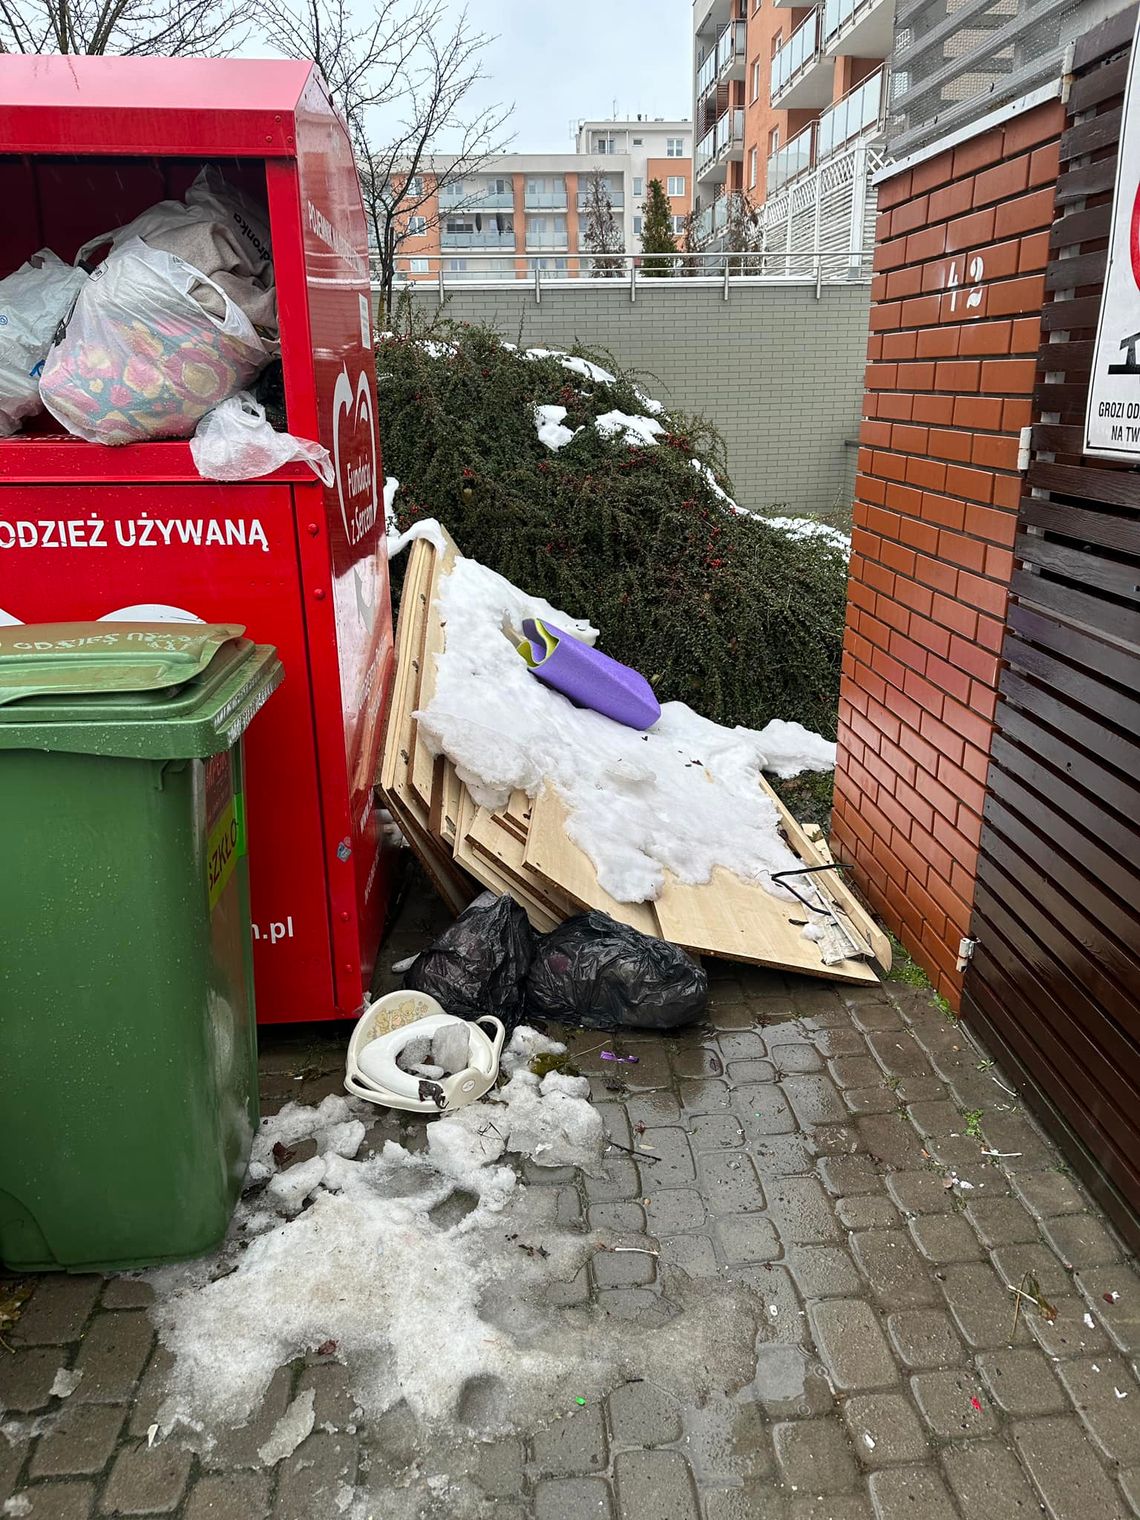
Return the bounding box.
[0,622,284,760]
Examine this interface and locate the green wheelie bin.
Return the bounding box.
[0,622,283,1272]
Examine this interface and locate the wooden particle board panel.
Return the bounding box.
[523,788,662,938]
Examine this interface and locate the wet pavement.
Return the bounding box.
[3,875,1140,1519]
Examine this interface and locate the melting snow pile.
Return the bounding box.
[594,410,666,446]
[415,545,834,904]
[146,1029,764,1451]
[533,404,579,452]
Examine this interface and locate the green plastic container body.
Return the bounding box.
[0,624,283,1272]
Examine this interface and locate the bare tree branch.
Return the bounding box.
[579,171,623,278]
[1,0,243,56]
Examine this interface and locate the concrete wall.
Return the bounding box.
[389,281,870,517]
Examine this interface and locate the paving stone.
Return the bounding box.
[965,1196,1042,1247]
[817,1156,886,1197]
[1014,1416,1130,1520]
[98,1280,154,1312]
[714,1213,781,1263]
[773,1418,859,1491]
[1054,1356,1140,1464]
[547,1266,592,1307]
[837,1195,899,1231]
[12,1280,102,1347]
[679,1079,734,1112]
[867,1464,960,1520]
[272,1432,358,1520]
[768,1178,841,1246]
[99,1442,192,1514]
[827,1056,884,1090]
[978,1114,1057,1173]
[769,1043,824,1075]
[724,1264,805,1346]
[1026,1297,1113,1358]
[886,1171,954,1217]
[910,1370,998,1439]
[713,1030,767,1060]
[0,1349,63,1412]
[1012,1169,1088,1220]
[679,1398,773,1483]
[735,1087,796,1136]
[808,1300,898,1391]
[975,1348,1068,1417]
[535,1476,614,1520]
[747,1135,819,1176]
[726,1059,778,1085]
[296,1361,358,1428]
[596,1287,666,1322]
[204,1366,293,1468]
[613,1449,699,1519]
[591,1246,657,1289]
[909,1213,985,1263]
[684,1114,745,1150]
[708,1002,759,1032]
[14,1481,96,1519]
[0,1439,21,1501]
[73,1315,154,1405]
[638,1129,696,1188]
[1076,1266,1140,1354]
[781,1075,847,1128]
[184,1471,271,1520]
[699,1154,765,1214]
[939,1262,1033,1349]
[588,1202,646,1233]
[886,1310,965,1371]
[531,1406,608,1476]
[752,1346,836,1418]
[941,1439,1042,1515]
[641,1190,705,1234]
[29,1404,126,1478]
[670,1044,726,1079]
[703,1484,789,1520]
[607,1382,683,1446]
[845,996,905,1033]
[788,1496,873,1520]
[787,1245,864,1300]
[466,1437,525,1498]
[810,1123,861,1157]
[850,1231,940,1308]
[1039,1212,1126,1270]
[843,1393,929,1466]
[844,1086,900,1116]
[583,1161,641,1203]
[811,1027,871,1059]
[894,1076,948,1105]
[853,1116,921,1171]
[624,1092,682,1128]
[991,1243,1073,1301]
[657,1233,719,1278]
[595,1102,633,1149]
[866,1031,931,1078]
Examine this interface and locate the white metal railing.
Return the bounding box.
[771,9,821,98]
[822,0,884,49]
[383,246,873,303]
[697,47,718,96]
[439,185,514,209]
[817,66,887,159]
[768,121,817,193]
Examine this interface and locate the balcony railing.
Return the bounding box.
[771,10,820,99]
[441,229,516,250]
[696,123,717,175]
[822,0,883,49]
[524,189,568,209]
[576,189,625,210]
[439,185,514,209]
[694,193,737,243]
[717,107,744,160]
[817,66,886,159]
[717,20,747,74]
[767,121,816,193]
[696,48,718,96]
[525,235,570,252]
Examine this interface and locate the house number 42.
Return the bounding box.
[947,255,985,311]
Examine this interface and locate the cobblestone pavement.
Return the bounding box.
[3,882,1140,1520]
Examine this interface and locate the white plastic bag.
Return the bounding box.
[190,392,333,484]
[0,251,87,436]
[39,238,271,446]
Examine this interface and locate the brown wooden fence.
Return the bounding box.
[961,4,1140,1251]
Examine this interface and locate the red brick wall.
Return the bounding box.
[832,99,1065,1008]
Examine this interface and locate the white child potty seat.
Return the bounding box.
[344,992,506,1114]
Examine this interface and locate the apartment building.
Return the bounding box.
[393,120,693,283]
[692,0,892,250]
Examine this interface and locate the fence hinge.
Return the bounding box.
[1017,425,1033,472]
[956,936,978,973]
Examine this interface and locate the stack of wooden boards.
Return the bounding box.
[379,534,890,986]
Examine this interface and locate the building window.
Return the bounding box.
[666,137,685,157]
[447,259,467,272]
[633,215,643,235]
[406,175,424,197]
[749,147,758,187]
[751,59,761,101]
[407,215,427,236]
[529,257,568,274]
[633,137,643,146]
[768,127,780,155]
[671,214,686,234]
[633,176,644,197]
[409,257,429,274]
[771,31,782,57]
[445,218,473,234]
[593,135,616,153]
[667,175,686,198]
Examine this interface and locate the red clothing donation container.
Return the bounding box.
[0,56,395,1022]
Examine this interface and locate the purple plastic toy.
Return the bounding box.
[519,618,661,730]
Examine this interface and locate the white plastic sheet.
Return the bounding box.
[0,251,87,436]
[190,392,332,484]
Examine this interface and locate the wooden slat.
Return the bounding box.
[1044,249,1108,291]
[522,788,662,936]
[1028,422,1088,452]
[1067,50,1131,112]
[1032,380,1094,414]
[1072,1,1137,71]
[1002,635,1140,740]
[1015,533,1140,600]
[1049,204,1112,250]
[1055,159,1122,207]
[1006,600,1140,690]
[1026,459,1140,510]
[1038,297,1106,336]
[1060,106,1123,163]
[1019,492,1140,551]
[995,697,1140,823]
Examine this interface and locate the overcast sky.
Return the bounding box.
[451,0,693,153]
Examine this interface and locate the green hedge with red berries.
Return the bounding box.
[375,322,847,739]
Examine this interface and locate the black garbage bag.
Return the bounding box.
[526,911,708,1031]
[405,891,534,1029]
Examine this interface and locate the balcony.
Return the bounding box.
[439,183,514,210]
[526,236,569,253]
[525,187,568,210]
[695,106,744,181]
[576,188,625,210]
[441,228,516,250]
[822,0,895,58]
[767,120,816,194]
[716,19,747,78]
[817,65,887,159]
[693,0,732,38]
[696,48,718,98]
[770,11,831,109]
